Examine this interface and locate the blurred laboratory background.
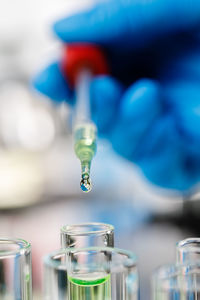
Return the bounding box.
[0,0,200,299]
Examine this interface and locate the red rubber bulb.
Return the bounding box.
[61,44,109,88]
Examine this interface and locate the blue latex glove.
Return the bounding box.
[34,0,200,191]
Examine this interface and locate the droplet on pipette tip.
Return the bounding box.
[80,173,92,193]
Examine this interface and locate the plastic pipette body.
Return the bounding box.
[61,44,109,192]
[73,70,97,192]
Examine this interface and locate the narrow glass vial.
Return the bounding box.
[0,238,32,299]
[60,223,114,248]
[152,262,200,300]
[176,237,200,264]
[43,247,138,300]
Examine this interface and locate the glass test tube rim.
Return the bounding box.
[153,262,200,292]
[176,237,200,254]
[61,223,114,237]
[44,246,137,271]
[0,237,31,258]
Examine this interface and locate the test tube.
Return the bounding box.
[0,237,32,299]
[43,247,139,300]
[176,237,200,264]
[60,223,114,248]
[152,262,200,299]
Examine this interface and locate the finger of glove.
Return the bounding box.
[138,115,200,191]
[136,115,186,190]
[90,75,124,135]
[53,0,200,48]
[140,144,196,191]
[33,62,72,103]
[53,1,128,46]
[110,79,163,160]
[159,40,200,149]
[164,80,200,143]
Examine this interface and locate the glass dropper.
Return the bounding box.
[73,69,97,192]
[62,44,109,192]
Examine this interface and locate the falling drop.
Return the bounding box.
[80,173,92,192]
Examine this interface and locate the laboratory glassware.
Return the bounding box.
[0,238,32,299]
[62,44,109,192]
[43,246,138,300]
[152,262,200,299]
[60,222,114,248]
[176,237,200,264]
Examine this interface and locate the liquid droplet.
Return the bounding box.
[80,173,92,192]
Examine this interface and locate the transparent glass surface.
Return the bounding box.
[60,223,114,248]
[0,238,32,300]
[152,262,200,299]
[176,238,200,264]
[44,247,138,300]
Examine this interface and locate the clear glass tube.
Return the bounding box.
[0,237,32,299]
[60,223,114,248]
[152,262,200,299]
[176,237,200,264]
[43,247,138,300]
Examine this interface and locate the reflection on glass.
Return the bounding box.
[44,247,138,300]
[0,238,32,299]
[176,237,200,264]
[153,262,200,299]
[60,223,114,248]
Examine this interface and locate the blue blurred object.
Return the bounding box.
[33,62,71,102]
[34,0,200,191]
[90,197,151,235]
[52,0,200,49]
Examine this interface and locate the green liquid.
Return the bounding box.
[74,124,97,162]
[68,273,111,300]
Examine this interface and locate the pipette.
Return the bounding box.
[62,44,109,192]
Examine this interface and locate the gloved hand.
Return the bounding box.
[33,0,200,191]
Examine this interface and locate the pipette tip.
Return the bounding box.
[80,173,92,193]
